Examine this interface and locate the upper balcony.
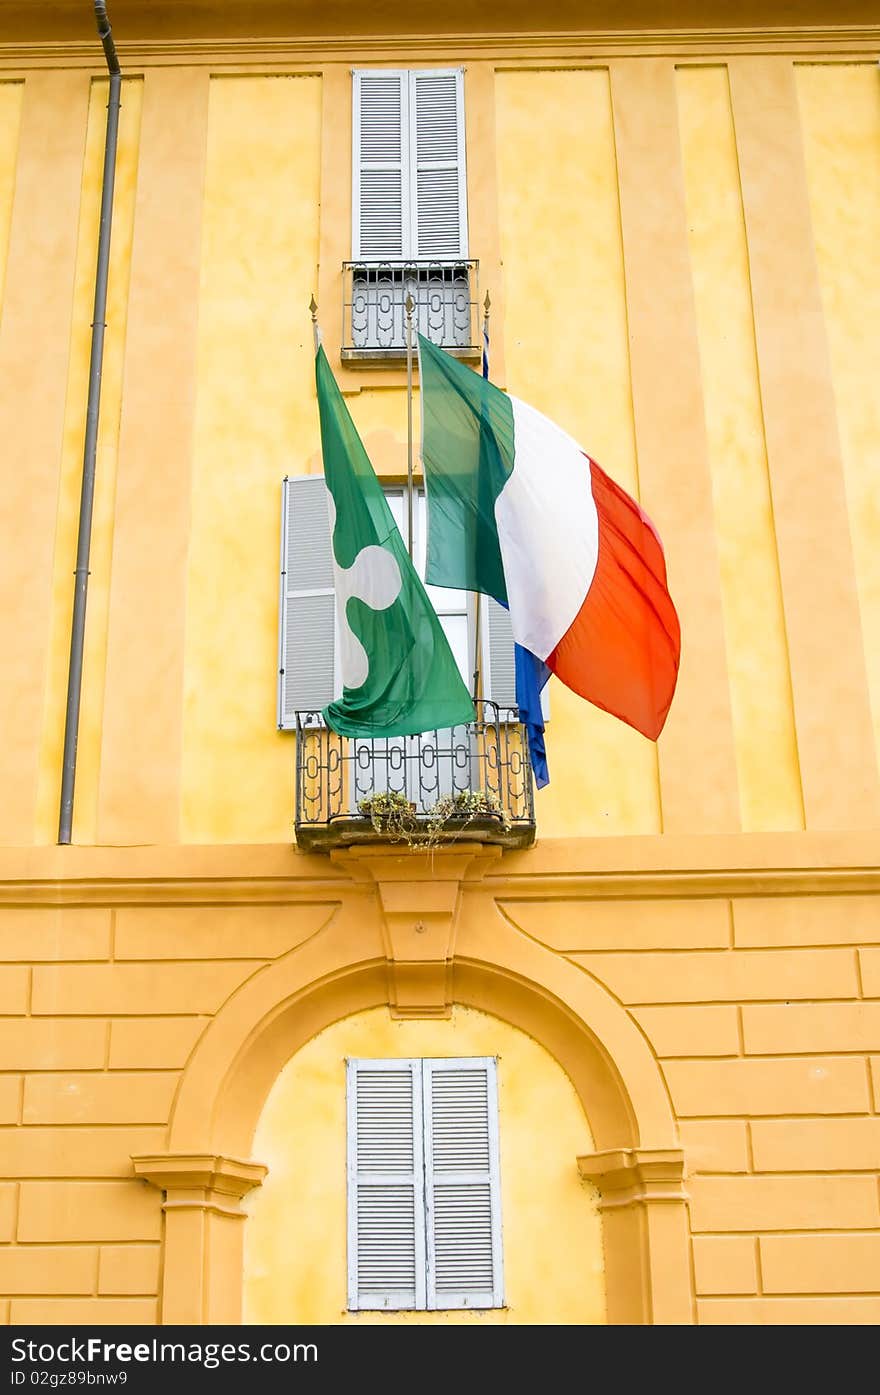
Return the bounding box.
[341,259,481,363]
[294,700,535,851]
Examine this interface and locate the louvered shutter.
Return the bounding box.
[346,1059,427,1311]
[410,69,468,258]
[353,70,409,259]
[483,598,517,712]
[423,1057,503,1310]
[277,476,337,729]
[482,598,551,721]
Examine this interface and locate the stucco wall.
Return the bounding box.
[0,44,878,846]
[0,15,879,1326]
[0,838,879,1324]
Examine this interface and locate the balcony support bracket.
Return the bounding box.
[330,844,502,1019]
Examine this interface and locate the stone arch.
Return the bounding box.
[134,903,692,1324]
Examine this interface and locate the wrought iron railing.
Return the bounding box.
[294,701,535,850]
[341,259,480,360]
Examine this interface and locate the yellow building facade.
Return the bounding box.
[1,0,880,1324]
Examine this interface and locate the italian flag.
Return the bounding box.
[418,335,681,741]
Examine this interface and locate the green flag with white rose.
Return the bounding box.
[315,346,474,738]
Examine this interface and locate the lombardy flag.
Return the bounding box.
[315,346,474,739]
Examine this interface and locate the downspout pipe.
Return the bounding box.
[58,1,121,843]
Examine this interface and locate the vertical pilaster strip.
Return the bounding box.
[180,75,321,845]
[0,81,23,310]
[0,73,89,845]
[98,69,209,845]
[796,65,880,781]
[676,65,804,834]
[464,63,505,388]
[34,77,144,847]
[611,59,739,834]
[316,65,350,387]
[729,57,880,830]
[495,68,661,836]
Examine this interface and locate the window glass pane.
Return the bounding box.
[440,614,469,686]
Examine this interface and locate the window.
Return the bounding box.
[346,68,477,357]
[353,68,467,262]
[346,1057,503,1311]
[277,475,517,729]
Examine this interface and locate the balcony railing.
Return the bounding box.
[294,701,535,851]
[341,259,480,362]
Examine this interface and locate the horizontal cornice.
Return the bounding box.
[0,26,877,69]
[1,833,880,904]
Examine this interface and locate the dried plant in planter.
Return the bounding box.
[357,788,511,848]
[357,790,418,842]
[426,790,512,840]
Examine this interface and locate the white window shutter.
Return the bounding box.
[482,597,517,712]
[353,70,409,259]
[482,598,551,721]
[346,1059,427,1312]
[422,1057,503,1310]
[410,69,468,258]
[277,476,337,728]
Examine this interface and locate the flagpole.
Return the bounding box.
[405,290,415,561]
[471,290,491,702]
[309,292,319,353]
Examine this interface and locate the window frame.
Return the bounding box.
[352,67,468,263]
[346,1055,504,1312]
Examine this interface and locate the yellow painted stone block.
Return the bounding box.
[751,1118,880,1173]
[0,1076,20,1124]
[662,1056,869,1117]
[572,948,858,1003]
[0,1018,105,1070]
[18,1182,161,1242]
[698,1296,880,1325]
[0,968,30,1013]
[0,908,111,960]
[734,895,880,946]
[109,1017,207,1069]
[858,948,880,997]
[114,903,336,960]
[32,961,255,1015]
[9,1297,158,1325]
[692,1235,758,1295]
[500,898,729,951]
[0,1184,17,1241]
[0,1126,165,1179]
[0,1244,96,1294]
[679,1121,751,1174]
[632,1005,740,1057]
[98,1244,161,1295]
[689,1176,880,1232]
[742,1002,880,1054]
[22,1071,178,1125]
[760,1233,880,1294]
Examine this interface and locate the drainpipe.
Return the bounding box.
[58,1,121,844]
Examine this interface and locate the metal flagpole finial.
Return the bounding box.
[404,291,415,319]
[309,294,321,352]
[483,290,491,319]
